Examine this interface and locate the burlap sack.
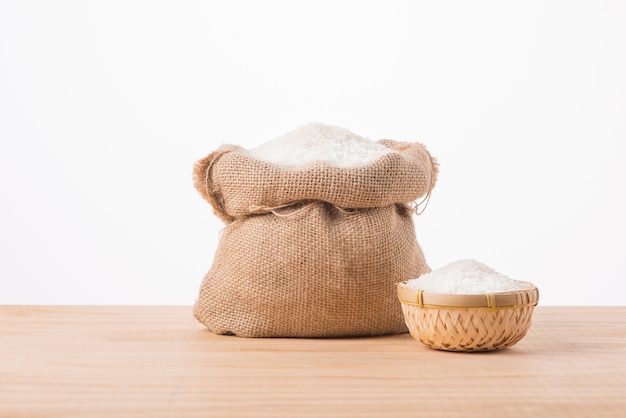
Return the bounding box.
[192,139,438,337]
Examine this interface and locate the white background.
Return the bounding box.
[1,1,625,305]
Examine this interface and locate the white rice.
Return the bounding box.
[247,122,395,168]
[405,259,532,294]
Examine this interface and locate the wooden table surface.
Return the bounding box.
[1,306,625,417]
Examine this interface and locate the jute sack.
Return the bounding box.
[192,139,438,337]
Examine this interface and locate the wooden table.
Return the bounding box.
[1,306,624,417]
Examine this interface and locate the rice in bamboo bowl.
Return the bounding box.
[397,259,539,352]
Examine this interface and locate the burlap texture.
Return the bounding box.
[192,139,438,337]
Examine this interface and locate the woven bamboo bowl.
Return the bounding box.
[397,281,539,352]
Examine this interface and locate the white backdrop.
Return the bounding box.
[1,1,625,305]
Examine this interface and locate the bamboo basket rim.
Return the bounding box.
[397,280,539,311]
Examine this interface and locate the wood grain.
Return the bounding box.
[1,306,625,417]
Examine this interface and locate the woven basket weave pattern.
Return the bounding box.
[398,284,538,351]
[401,304,535,352]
